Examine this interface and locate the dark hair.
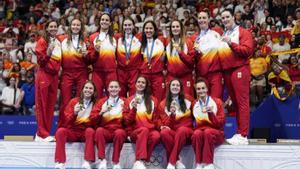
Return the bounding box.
[288,54,298,65]
[79,80,97,105]
[107,80,120,90]
[198,9,210,18]
[121,17,136,41]
[141,20,158,51]
[136,15,143,23]
[67,18,86,47]
[221,9,234,17]
[12,62,21,72]
[42,19,58,43]
[166,79,187,113]
[194,77,209,92]
[169,20,185,56]
[135,75,152,114]
[5,76,17,87]
[99,13,114,45]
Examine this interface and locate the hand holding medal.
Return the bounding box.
[47,41,55,56]
[74,103,83,115]
[132,95,141,108]
[173,43,180,51]
[80,43,88,57]
[100,104,111,115]
[170,99,177,115]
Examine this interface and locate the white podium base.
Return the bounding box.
[1,141,300,169]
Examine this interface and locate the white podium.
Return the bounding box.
[1,141,300,169]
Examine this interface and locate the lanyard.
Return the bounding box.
[50,37,55,44]
[72,35,80,50]
[124,36,133,61]
[197,28,209,41]
[96,32,107,43]
[171,38,181,57]
[106,97,120,107]
[146,40,155,64]
[134,94,145,105]
[199,96,209,112]
[224,25,238,37]
[81,99,91,110]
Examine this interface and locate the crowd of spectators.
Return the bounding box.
[0,0,299,115]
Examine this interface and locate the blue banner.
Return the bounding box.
[0,115,238,139]
[251,95,300,142]
[0,116,58,139]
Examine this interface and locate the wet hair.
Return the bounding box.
[79,80,98,105]
[221,9,234,17]
[99,12,114,45]
[66,18,87,47]
[169,20,185,56]
[194,77,209,91]
[141,20,158,51]
[122,17,136,36]
[135,75,152,114]
[166,78,187,113]
[42,19,59,43]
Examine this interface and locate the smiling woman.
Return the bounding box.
[35,19,61,142]
[116,17,142,98]
[88,13,118,98]
[166,20,195,97]
[219,9,254,145]
[192,77,225,169]
[54,80,98,169]
[158,78,194,169]
[139,21,166,102]
[58,18,90,128]
[87,80,127,169]
[194,10,223,99]
[123,75,160,169]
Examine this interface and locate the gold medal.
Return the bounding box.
[135,96,141,104]
[148,64,152,69]
[173,43,179,48]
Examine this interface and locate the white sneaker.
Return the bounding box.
[195,163,204,169]
[132,160,146,169]
[226,134,249,145]
[176,160,186,169]
[112,163,122,169]
[34,134,42,142]
[203,163,215,169]
[82,160,92,169]
[166,163,176,169]
[35,134,55,142]
[44,136,55,142]
[98,159,107,169]
[54,162,66,169]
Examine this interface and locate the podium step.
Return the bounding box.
[1,141,300,169]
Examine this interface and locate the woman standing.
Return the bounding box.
[88,13,117,98]
[54,81,97,169]
[192,78,225,169]
[124,75,160,169]
[193,11,223,99]
[116,17,142,97]
[166,20,195,96]
[90,80,127,169]
[138,20,166,102]
[59,18,90,127]
[159,79,194,169]
[219,9,254,145]
[35,20,61,142]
